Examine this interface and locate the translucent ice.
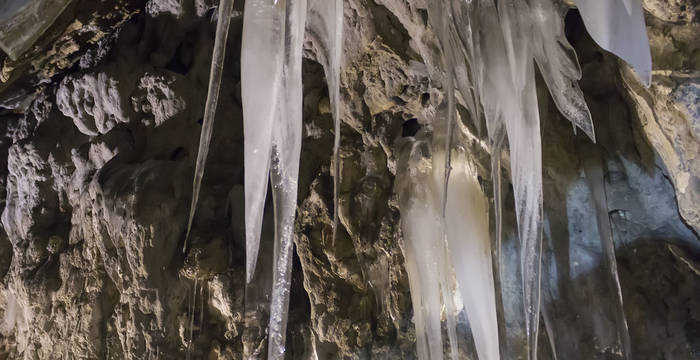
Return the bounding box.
[184,0,234,252]
[241,0,286,283]
[396,137,448,360]
[0,0,73,59]
[572,0,652,86]
[267,0,307,357]
[307,0,343,242]
[444,154,500,360]
[530,0,595,141]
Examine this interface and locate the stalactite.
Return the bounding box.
[186,0,653,357]
[184,0,235,253]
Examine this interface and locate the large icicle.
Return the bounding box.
[396,137,447,360]
[184,0,234,252]
[267,0,308,357]
[466,0,545,356]
[581,149,631,359]
[307,0,343,242]
[444,153,500,360]
[241,0,286,283]
[572,0,652,86]
[530,0,595,141]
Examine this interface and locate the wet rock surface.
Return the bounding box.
[0,0,697,359]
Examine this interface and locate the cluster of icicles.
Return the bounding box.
[185,0,651,358]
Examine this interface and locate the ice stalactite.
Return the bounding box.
[459,1,544,356]
[431,0,641,357]
[443,152,500,360]
[241,0,286,284]
[396,136,450,360]
[581,149,631,358]
[184,0,234,253]
[307,0,344,243]
[540,143,633,359]
[238,0,342,357]
[530,0,595,142]
[241,0,309,357]
[267,0,308,357]
[572,0,652,86]
[397,126,501,360]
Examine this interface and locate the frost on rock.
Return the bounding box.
[572,0,652,86]
[145,0,184,17]
[56,72,132,137]
[0,0,73,59]
[132,72,188,127]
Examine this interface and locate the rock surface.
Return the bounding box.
[0,0,697,359]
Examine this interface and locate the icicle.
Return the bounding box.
[540,146,633,359]
[184,0,235,253]
[307,0,344,243]
[572,0,652,86]
[241,0,286,283]
[464,0,545,356]
[426,1,457,215]
[267,0,308,357]
[199,281,205,335]
[186,277,198,360]
[582,150,631,359]
[440,239,460,360]
[396,137,446,360]
[530,0,595,142]
[444,156,500,360]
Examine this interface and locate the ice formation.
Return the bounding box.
[444,156,500,360]
[185,0,234,252]
[182,0,653,357]
[0,0,73,59]
[540,149,633,359]
[396,137,451,360]
[396,131,500,360]
[241,0,286,284]
[572,0,652,86]
[306,0,344,242]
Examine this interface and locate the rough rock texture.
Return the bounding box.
[0,0,697,359]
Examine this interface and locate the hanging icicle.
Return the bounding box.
[307,0,344,243]
[241,0,287,284]
[182,0,656,357]
[184,0,235,253]
[267,0,308,357]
